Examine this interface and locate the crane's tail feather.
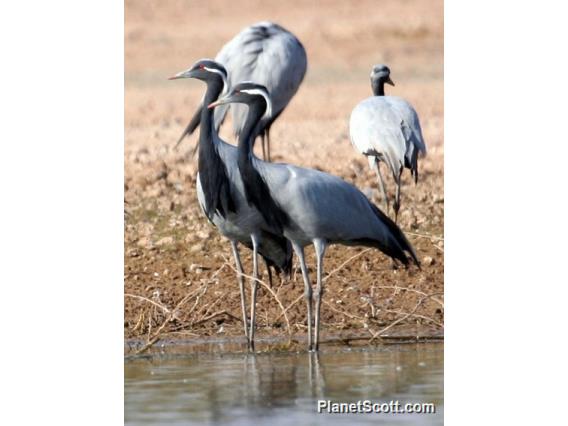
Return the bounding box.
[175,106,202,149]
[262,233,293,279]
[243,232,293,279]
[362,200,420,268]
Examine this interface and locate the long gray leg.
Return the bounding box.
[308,352,324,398]
[372,158,389,214]
[313,238,327,351]
[249,234,261,351]
[393,168,403,224]
[230,241,249,342]
[292,242,313,351]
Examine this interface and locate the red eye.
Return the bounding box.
[199,64,205,70]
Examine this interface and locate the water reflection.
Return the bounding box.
[125,343,443,425]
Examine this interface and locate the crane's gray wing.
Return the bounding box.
[257,161,418,265]
[384,96,427,182]
[216,21,307,136]
[349,97,407,181]
[386,96,427,154]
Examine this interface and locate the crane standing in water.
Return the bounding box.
[209,83,420,351]
[170,60,292,350]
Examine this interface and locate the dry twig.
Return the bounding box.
[133,282,210,355]
[323,248,372,282]
[224,258,292,339]
[125,293,170,313]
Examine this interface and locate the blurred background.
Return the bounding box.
[125,0,443,164]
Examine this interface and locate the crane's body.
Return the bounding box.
[349,65,427,222]
[177,22,307,161]
[210,83,419,351]
[253,159,414,260]
[170,61,292,350]
[195,146,291,272]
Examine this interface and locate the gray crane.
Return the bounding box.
[349,64,427,223]
[209,83,420,351]
[176,21,307,161]
[169,60,292,350]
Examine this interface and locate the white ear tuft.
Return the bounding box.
[240,88,272,119]
[204,66,229,95]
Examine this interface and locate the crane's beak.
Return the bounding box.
[168,69,195,80]
[207,97,230,109]
[386,77,395,86]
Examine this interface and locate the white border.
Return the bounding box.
[1,1,123,424]
[446,0,568,424]
[2,1,568,424]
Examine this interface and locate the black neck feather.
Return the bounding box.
[198,79,235,219]
[372,79,385,96]
[237,99,289,233]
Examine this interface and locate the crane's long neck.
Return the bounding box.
[239,101,265,158]
[237,100,289,232]
[198,78,234,218]
[199,79,224,148]
[372,78,386,96]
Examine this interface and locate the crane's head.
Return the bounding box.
[207,82,272,119]
[168,59,228,91]
[370,64,394,86]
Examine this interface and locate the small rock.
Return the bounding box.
[196,230,212,239]
[190,243,203,253]
[127,249,139,257]
[189,263,204,273]
[156,236,174,246]
[137,237,153,249]
[423,256,436,266]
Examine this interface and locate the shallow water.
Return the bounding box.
[125,343,443,425]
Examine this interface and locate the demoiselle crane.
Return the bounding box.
[176,21,307,161]
[209,83,420,351]
[349,64,427,223]
[169,60,292,350]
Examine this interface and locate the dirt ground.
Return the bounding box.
[124,0,444,349]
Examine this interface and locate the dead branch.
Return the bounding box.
[323,300,365,320]
[368,293,440,342]
[404,231,444,241]
[125,293,170,313]
[373,286,444,308]
[274,294,304,322]
[380,309,443,328]
[192,310,240,326]
[323,248,372,282]
[224,259,292,339]
[134,282,210,355]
